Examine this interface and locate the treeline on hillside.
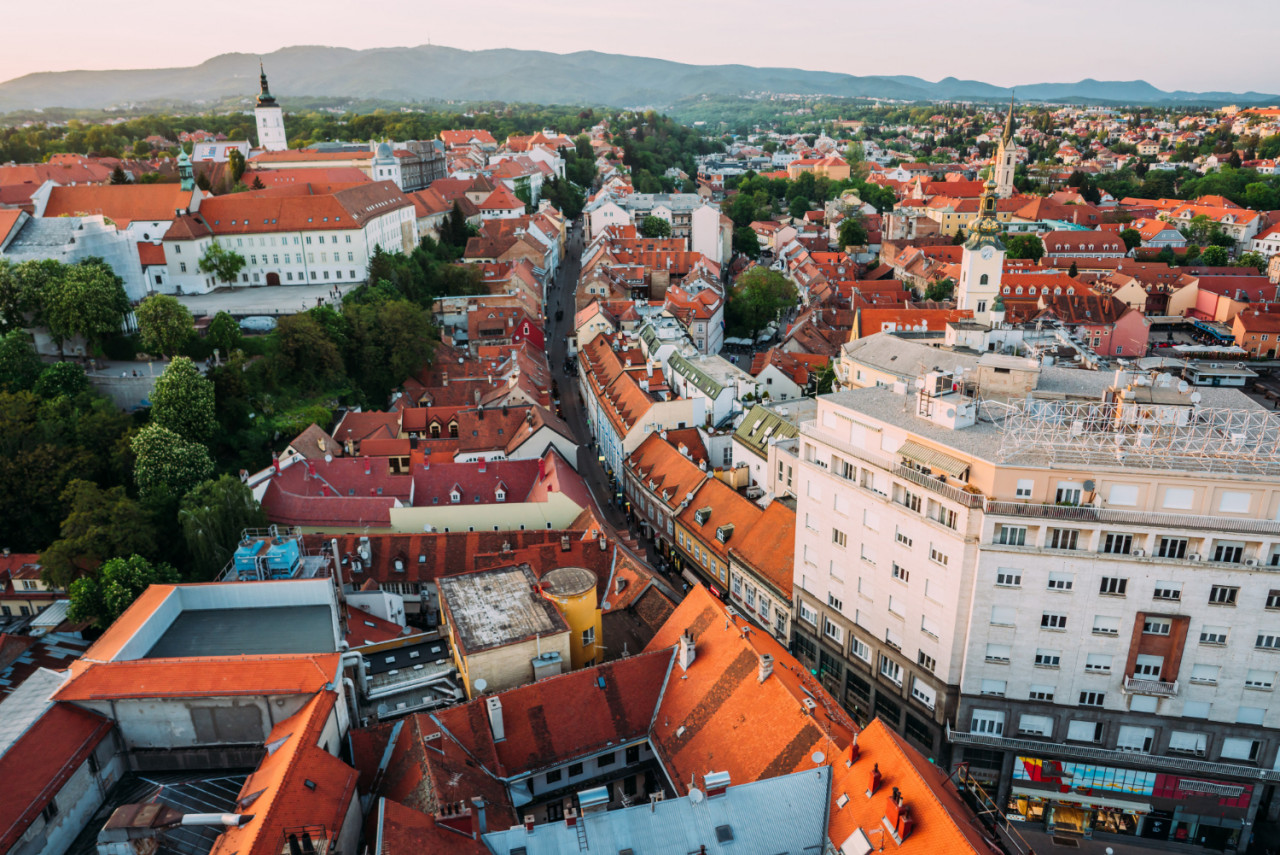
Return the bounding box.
[615,110,720,193]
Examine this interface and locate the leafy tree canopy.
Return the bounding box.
[150,356,216,444]
[131,422,215,504]
[67,554,179,629]
[179,475,267,581]
[136,295,194,357]
[639,216,672,238]
[40,480,157,588]
[198,240,247,284]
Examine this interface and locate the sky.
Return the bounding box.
[6,0,1278,93]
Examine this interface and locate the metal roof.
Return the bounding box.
[144,605,336,659]
[482,766,830,855]
[896,439,969,477]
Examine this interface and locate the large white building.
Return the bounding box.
[160,181,416,294]
[792,365,1280,851]
[584,192,729,264]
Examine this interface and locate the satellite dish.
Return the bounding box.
[1083,480,1096,492]
[688,787,705,804]
[1190,392,1202,404]
[811,751,825,764]
[473,678,488,693]
[324,453,333,463]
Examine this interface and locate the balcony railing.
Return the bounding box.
[892,464,984,508]
[1123,675,1179,697]
[947,725,1280,782]
[985,501,1280,538]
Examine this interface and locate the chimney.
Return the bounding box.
[479,458,487,472]
[677,632,696,672]
[486,696,504,741]
[470,797,487,835]
[564,808,579,829]
[704,771,730,798]
[364,456,371,475]
[434,801,476,839]
[443,371,450,386]
[867,763,882,797]
[757,654,774,683]
[843,734,860,767]
[524,815,536,833]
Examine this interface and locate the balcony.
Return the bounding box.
[947,724,1280,783]
[1123,675,1179,697]
[984,500,1280,539]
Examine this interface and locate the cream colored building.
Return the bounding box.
[794,369,1280,850]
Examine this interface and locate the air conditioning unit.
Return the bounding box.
[1132,548,1145,558]
[1245,558,1260,567]
[1194,748,1206,757]
[1188,553,1202,562]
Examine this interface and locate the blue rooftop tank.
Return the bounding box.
[265,536,302,577]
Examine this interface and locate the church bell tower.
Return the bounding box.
[254,62,287,152]
[993,93,1016,199]
[957,177,1005,324]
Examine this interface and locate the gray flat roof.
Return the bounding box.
[439,565,567,655]
[143,606,335,659]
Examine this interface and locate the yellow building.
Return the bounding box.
[539,566,602,668]
[438,564,572,698]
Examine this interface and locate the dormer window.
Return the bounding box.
[450,490,461,504]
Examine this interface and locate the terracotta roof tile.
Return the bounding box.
[54,653,341,701]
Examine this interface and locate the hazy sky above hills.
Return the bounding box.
[8,0,1278,91]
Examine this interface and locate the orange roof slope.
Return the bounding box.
[728,501,796,597]
[645,586,856,796]
[211,692,358,855]
[42,184,194,228]
[55,653,340,701]
[828,719,1000,854]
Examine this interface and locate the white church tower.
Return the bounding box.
[993,94,1016,199]
[957,177,1005,324]
[254,62,287,152]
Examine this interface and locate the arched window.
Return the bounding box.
[980,274,989,285]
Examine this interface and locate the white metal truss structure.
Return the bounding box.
[995,398,1280,476]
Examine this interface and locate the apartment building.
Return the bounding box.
[793,368,1280,852]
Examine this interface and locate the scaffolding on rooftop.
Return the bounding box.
[994,397,1280,476]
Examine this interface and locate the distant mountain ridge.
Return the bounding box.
[0,45,1275,113]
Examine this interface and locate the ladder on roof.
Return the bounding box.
[575,814,589,851]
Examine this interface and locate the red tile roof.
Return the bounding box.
[728,501,796,598]
[42,184,197,228]
[54,653,341,701]
[375,796,489,855]
[191,181,411,236]
[136,241,166,266]
[0,702,114,852]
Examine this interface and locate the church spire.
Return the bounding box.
[256,60,277,107]
[1001,91,1015,145]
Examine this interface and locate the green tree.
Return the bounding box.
[788,196,812,219]
[136,294,194,357]
[814,361,835,395]
[227,148,246,184]
[733,227,760,259]
[42,259,131,356]
[110,165,129,185]
[277,312,347,392]
[924,278,955,301]
[179,475,268,580]
[0,330,43,393]
[131,422,215,503]
[1201,245,1229,267]
[67,554,180,629]
[150,356,215,444]
[726,267,798,339]
[207,311,242,357]
[1245,182,1279,211]
[1119,228,1142,251]
[1004,234,1045,262]
[198,240,247,284]
[34,361,89,398]
[639,215,672,238]
[837,216,868,248]
[342,299,436,405]
[951,229,967,246]
[1068,261,1079,278]
[1237,251,1268,274]
[40,480,157,588]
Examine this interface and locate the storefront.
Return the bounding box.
[1005,756,1251,851]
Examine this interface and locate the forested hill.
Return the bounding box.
[0,45,1275,112]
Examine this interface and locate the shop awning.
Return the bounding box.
[897,439,968,478]
[1011,785,1153,814]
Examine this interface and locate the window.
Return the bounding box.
[1099,576,1127,596]
[1019,714,1053,736]
[41,799,58,823]
[1108,484,1139,506]
[1218,490,1251,513]
[917,650,936,672]
[1084,653,1113,673]
[1067,720,1102,743]
[1048,528,1079,550]
[895,528,913,547]
[597,751,615,768]
[996,569,1022,587]
[1168,731,1208,755]
[1200,625,1228,645]
[1212,541,1244,564]
[1055,484,1082,505]
[1238,706,1266,725]
[1208,585,1238,606]
[879,654,903,686]
[179,262,187,273]
[827,592,843,612]
[626,745,640,764]
[980,679,1007,696]
[1028,684,1055,702]
[1102,533,1132,555]
[832,528,847,548]
[892,563,909,583]
[1143,617,1171,636]
[969,710,1004,736]
[985,643,1012,663]
[991,605,1016,626]
[823,618,844,645]
[1245,669,1275,690]
[910,678,936,710]
[887,595,903,617]
[995,525,1026,546]
[1035,648,1061,668]
[920,614,938,639]
[1190,663,1219,684]
[898,488,922,513]
[850,637,870,663]
[1117,725,1155,753]
[1153,581,1182,601]
[1078,691,1105,707]
[884,627,902,650]
[1221,738,1261,762]
[1267,590,1280,610]
[1041,612,1068,631]
[1134,654,1164,678]
[1184,700,1211,718]
[582,627,595,646]
[929,545,949,567]
[568,762,584,777]
[1047,572,1073,592]
[1156,536,1188,558]
[1257,633,1280,650]
[860,543,876,565]
[799,602,817,626]
[1015,479,1033,499]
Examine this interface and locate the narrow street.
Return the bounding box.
[545,219,662,572]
